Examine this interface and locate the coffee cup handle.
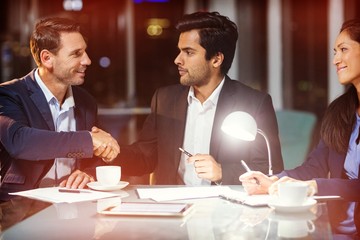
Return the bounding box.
[307,220,315,233]
[308,185,316,197]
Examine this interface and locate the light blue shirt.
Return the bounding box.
[34,69,77,186]
[338,113,360,234]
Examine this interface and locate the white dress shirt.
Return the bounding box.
[35,69,76,187]
[178,78,225,186]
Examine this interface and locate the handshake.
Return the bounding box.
[90,126,120,163]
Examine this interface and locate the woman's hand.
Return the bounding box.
[269,176,317,196]
[239,171,278,195]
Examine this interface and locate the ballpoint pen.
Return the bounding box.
[179,147,193,157]
[241,160,252,172]
[241,160,260,185]
[58,188,91,193]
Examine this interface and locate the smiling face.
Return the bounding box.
[174,30,213,87]
[50,32,91,86]
[333,30,360,87]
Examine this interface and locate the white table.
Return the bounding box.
[0,185,333,240]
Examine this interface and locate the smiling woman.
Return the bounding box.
[333,29,360,87]
[240,19,360,239]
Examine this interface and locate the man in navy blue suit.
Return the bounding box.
[0,17,119,200]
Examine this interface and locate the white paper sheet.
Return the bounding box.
[137,186,232,202]
[9,187,119,203]
[219,189,341,207]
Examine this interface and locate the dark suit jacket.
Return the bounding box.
[0,70,99,200]
[278,140,360,236]
[118,76,284,184]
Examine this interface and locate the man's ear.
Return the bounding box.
[39,50,53,68]
[212,52,224,68]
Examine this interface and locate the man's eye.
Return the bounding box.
[73,51,82,57]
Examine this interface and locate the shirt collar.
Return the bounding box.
[34,69,75,109]
[187,77,225,106]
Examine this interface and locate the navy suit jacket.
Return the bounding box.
[278,140,360,235]
[0,70,99,200]
[117,76,284,184]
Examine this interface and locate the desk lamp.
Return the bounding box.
[221,111,273,176]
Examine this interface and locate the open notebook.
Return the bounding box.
[219,189,341,207]
[219,189,273,207]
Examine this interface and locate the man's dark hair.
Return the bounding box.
[176,11,238,75]
[30,17,81,66]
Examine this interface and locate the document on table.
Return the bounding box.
[9,187,119,203]
[137,186,232,202]
[219,189,341,206]
[219,189,273,207]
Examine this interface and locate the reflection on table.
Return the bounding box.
[0,185,333,240]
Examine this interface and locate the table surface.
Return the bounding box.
[0,185,333,240]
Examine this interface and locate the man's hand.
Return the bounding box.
[187,154,222,182]
[59,169,95,189]
[91,126,120,163]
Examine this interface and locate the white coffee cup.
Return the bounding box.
[96,166,121,186]
[277,219,315,238]
[277,182,313,206]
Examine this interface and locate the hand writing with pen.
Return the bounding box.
[239,171,317,197]
[239,171,277,195]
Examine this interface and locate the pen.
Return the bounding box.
[179,147,193,157]
[58,188,91,194]
[241,160,252,172]
[241,160,260,185]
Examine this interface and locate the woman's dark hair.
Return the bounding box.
[321,19,360,153]
[30,17,81,66]
[175,11,238,75]
[321,86,358,153]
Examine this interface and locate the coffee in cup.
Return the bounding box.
[96,166,121,186]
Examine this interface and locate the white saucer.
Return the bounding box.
[268,198,317,213]
[268,210,317,221]
[87,181,129,191]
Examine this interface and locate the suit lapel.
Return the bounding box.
[210,78,237,158]
[74,106,85,131]
[26,71,55,131]
[72,88,86,131]
[173,87,189,165]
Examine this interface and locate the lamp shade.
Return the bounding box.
[221,111,257,141]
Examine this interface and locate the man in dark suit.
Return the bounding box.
[0,17,119,201]
[110,12,283,185]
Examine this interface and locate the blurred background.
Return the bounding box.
[1,0,360,173]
